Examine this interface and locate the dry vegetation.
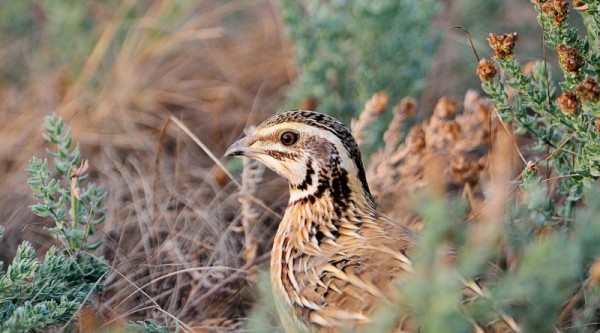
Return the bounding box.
[1,1,293,330]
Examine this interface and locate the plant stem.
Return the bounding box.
[69,173,78,250]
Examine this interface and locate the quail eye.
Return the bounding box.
[280,131,298,146]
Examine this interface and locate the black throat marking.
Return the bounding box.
[295,157,314,191]
[290,145,358,216]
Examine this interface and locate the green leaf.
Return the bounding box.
[67,229,85,241]
[30,204,51,218]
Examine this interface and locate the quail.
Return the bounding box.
[226,110,417,332]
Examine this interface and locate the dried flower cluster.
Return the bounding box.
[556,44,584,73]
[541,0,569,25]
[487,32,519,60]
[557,92,580,114]
[383,97,417,155]
[476,58,497,81]
[576,76,600,102]
[363,91,493,224]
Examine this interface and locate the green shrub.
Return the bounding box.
[28,115,107,252]
[388,186,600,332]
[479,0,600,220]
[0,114,108,332]
[280,0,440,121]
[0,243,106,332]
[395,1,600,331]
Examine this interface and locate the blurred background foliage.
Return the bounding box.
[280,0,441,153]
[280,0,439,119]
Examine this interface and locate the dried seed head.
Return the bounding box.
[557,92,579,115]
[542,0,569,26]
[487,32,518,60]
[590,259,600,284]
[596,118,600,134]
[556,44,583,73]
[406,125,426,153]
[575,76,600,102]
[366,91,390,116]
[393,96,417,118]
[352,91,389,145]
[383,97,417,153]
[450,155,483,184]
[442,122,462,142]
[476,58,497,81]
[433,96,458,119]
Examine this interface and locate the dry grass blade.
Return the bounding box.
[168,115,282,219]
[107,269,194,332]
[456,275,521,333]
[62,0,137,108]
[169,115,241,187]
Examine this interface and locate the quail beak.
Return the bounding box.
[225,135,258,157]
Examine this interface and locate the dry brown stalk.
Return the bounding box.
[383,97,417,155]
[351,91,390,147]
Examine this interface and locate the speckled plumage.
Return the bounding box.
[226,110,416,332]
